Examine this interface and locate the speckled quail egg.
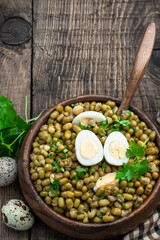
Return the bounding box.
[0,157,17,187]
[1,199,34,230]
[104,132,129,166]
[93,172,119,192]
[72,111,106,127]
[75,130,103,166]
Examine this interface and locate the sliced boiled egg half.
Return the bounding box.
[104,132,129,166]
[72,111,106,127]
[93,172,119,192]
[75,130,103,166]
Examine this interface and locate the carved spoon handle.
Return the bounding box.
[117,22,156,115]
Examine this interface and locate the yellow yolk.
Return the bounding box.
[96,172,119,189]
[109,140,126,159]
[80,118,92,127]
[80,139,99,160]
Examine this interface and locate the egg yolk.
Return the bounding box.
[109,140,126,159]
[96,172,119,189]
[80,139,98,160]
[80,118,92,127]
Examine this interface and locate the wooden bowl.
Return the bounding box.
[18,95,160,239]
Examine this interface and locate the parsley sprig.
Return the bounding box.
[0,95,45,157]
[116,138,150,181]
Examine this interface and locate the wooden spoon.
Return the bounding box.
[117,22,156,115]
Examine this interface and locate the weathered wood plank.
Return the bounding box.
[32,0,160,239]
[0,0,32,240]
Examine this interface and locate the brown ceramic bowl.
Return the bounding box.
[18,95,160,239]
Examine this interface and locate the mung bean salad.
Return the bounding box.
[30,100,159,223]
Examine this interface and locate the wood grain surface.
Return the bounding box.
[0,0,160,240]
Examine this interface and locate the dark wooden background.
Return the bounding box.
[0,0,160,239]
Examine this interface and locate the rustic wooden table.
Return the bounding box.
[0,1,160,240]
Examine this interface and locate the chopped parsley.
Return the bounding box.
[75,168,86,181]
[99,212,105,218]
[71,104,78,107]
[50,135,53,145]
[90,166,93,176]
[102,162,108,171]
[49,153,53,159]
[50,145,68,158]
[99,192,105,200]
[41,163,44,167]
[122,202,125,207]
[53,135,63,144]
[122,110,132,118]
[52,160,61,173]
[117,193,122,197]
[50,179,59,196]
[79,122,91,130]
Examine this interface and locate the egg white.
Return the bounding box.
[104,132,129,166]
[72,111,106,125]
[75,130,103,166]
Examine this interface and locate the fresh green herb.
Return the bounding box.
[116,162,135,181]
[52,160,61,173]
[79,122,91,130]
[41,163,44,167]
[50,135,53,145]
[75,168,86,181]
[100,177,102,180]
[99,212,105,218]
[51,145,58,150]
[90,166,93,176]
[116,160,150,181]
[52,145,68,158]
[99,120,109,135]
[53,135,63,144]
[117,193,122,197]
[101,120,109,128]
[71,104,78,107]
[83,109,86,112]
[122,202,125,207]
[49,153,53,159]
[102,162,108,171]
[56,149,68,158]
[134,160,150,180]
[122,110,132,118]
[126,139,149,160]
[99,192,105,200]
[99,128,104,136]
[0,95,45,157]
[50,179,59,196]
[110,116,132,133]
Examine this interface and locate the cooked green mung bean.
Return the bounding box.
[30,100,160,223]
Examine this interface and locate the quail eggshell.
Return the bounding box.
[1,199,34,230]
[0,157,17,187]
